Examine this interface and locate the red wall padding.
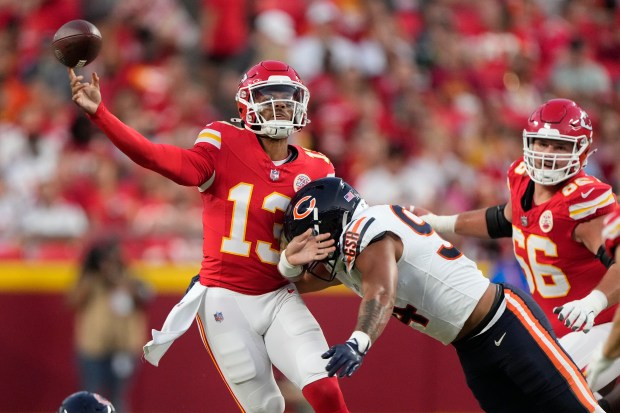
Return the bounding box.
[0,293,482,413]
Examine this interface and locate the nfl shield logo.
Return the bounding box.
[214,312,224,322]
[520,216,528,226]
[270,169,280,181]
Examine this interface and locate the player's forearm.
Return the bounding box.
[454,209,493,238]
[424,208,493,238]
[594,264,620,308]
[89,104,209,186]
[355,295,393,344]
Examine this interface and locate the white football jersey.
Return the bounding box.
[335,204,490,345]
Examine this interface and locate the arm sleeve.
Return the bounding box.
[89,104,215,187]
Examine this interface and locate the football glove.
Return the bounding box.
[322,338,367,378]
[553,290,607,333]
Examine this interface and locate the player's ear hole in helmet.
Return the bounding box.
[58,391,116,413]
[283,177,364,281]
[235,60,310,140]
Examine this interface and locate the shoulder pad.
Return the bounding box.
[564,180,616,221]
[194,121,245,149]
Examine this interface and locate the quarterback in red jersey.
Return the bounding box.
[69,61,349,413]
[414,99,620,402]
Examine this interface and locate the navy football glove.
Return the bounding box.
[322,340,365,377]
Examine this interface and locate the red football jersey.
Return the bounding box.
[603,210,620,257]
[193,122,334,294]
[91,106,334,295]
[508,157,619,337]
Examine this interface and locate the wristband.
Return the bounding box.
[348,331,371,354]
[422,214,457,234]
[584,290,608,315]
[278,249,304,280]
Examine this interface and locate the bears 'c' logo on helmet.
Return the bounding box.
[293,196,316,220]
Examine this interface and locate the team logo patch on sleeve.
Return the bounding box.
[539,210,553,233]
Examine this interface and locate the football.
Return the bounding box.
[52,20,102,68]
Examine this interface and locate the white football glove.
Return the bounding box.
[552,290,607,333]
[586,343,615,389]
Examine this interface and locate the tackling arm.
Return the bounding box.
[321,234,399,378]
[352,235,399,344]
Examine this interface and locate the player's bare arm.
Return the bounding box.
[413,200,513,239]
[353,234,399,343]
[574,216,620,308]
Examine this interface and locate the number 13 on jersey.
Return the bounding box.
[221,183,290,265]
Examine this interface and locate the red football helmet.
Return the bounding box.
[522,98,593,185]
[236,60,309,139]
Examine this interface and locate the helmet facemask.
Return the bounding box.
[522,130,592,185]
[236,77,309,139]
[305,207,350,282]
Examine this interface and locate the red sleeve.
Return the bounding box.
[89,104,215,186]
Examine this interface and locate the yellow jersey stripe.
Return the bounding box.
[195,129,221,149]
[569,190,615,220]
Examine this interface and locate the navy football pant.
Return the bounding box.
[453,283,601,413]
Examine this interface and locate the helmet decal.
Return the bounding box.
[293,196,316,220]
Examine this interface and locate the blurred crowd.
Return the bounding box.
[0,0,619,266]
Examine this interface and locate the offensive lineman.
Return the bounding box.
[68,61,349,413]
[413,99,620,406]
[280,177,603,412]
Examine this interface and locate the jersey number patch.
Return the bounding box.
[513,227,569,297]
[391,205,462,326]
[220,183,290,265]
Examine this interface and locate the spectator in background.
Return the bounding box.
[20,177,89,259]
[289,1,357,82]
[550,36,612,101]
[0,174,25,258]
[67,237,153,413]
